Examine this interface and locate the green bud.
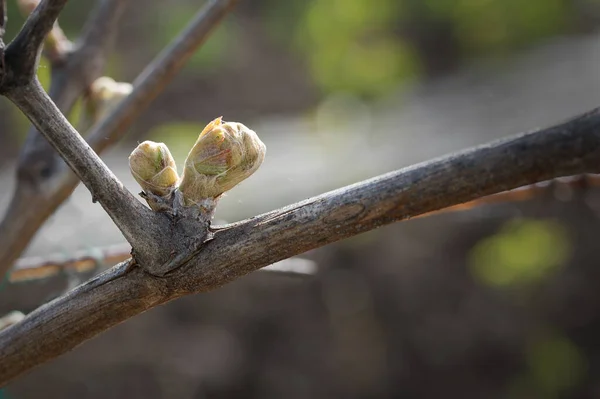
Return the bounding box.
[129,141,179,198]
[83,77,133,129]
[179,117,266,204]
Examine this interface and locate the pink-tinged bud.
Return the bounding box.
[179,117,266,204]
[129,141,179,199]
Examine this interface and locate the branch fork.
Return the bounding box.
[0,0,241,278]
[1,0,600,389]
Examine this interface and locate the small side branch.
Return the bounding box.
[0,0,239,276]
[78,0,127,51]
[4,79,158,250]
[18,0,128,187]
[87,0,240,153]
[3,0,68,84]
[10,243,316,283]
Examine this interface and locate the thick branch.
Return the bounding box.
[175,109,600,288]
[0,260,169,385]
[1,107,600,385]
[0,0,127,274]
[4,79,158,251]
[3,0,68,84]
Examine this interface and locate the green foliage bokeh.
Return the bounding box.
[151,3,235,74]
[264,0,584,97]
[3,0,594,143]
[295,0,420,98]
[468,218,571,287]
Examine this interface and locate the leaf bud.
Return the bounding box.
[83,77,133,128]
[129,141,179,199]
[179,117,266,204]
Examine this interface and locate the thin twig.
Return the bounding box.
[0,0,7,48]
[3,0,68,84]
[4,79,158,252]
[10,243,316,283]
[11,243,131,282]
[1,107,600,385]
[16,0,73,64]
[18,0,127,187]
[0,0,238,276]
[87,0,240,153]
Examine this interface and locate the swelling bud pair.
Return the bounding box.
[129,117,266,210]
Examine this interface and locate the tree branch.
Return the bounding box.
[9,242,316,284]
[0,0,239,277]
[87,0,240,153]
[1,107,600,385]
[77,0,125,52]
[3,79,165,260]
[3,0,68,85]
[1,0,127,275]
[18,0,127,187]
[0,260,167,385]
[10,173,600,283]
[11,243,131,282]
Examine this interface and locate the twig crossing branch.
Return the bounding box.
[1,105,600,385]
[1,0,600,389]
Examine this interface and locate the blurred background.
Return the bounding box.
[2,0,600,397]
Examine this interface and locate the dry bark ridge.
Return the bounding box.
[0,0,600,388]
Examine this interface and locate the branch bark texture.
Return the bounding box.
[1,107,600,385]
